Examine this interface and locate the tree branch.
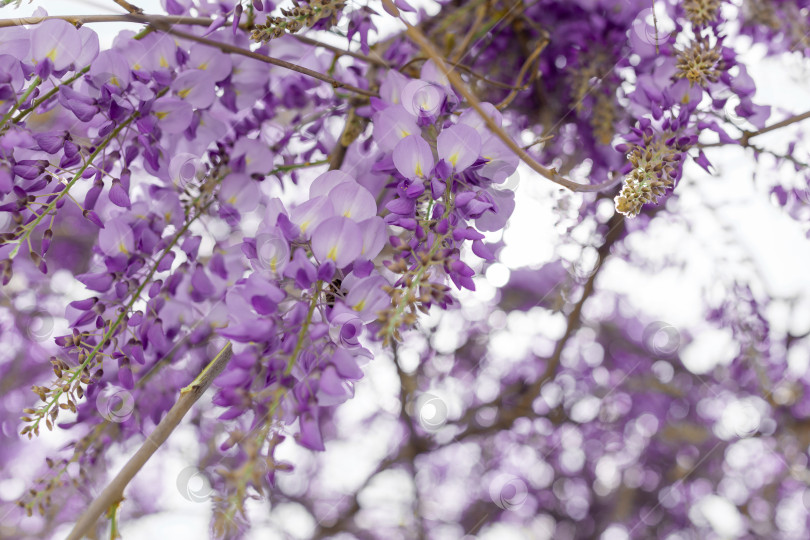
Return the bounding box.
[66,342,234,540]
[700,109,810,148]
[0,14,208,28]
[0,13,377,98]
[164,28,377,98]
[742,110,810,143]
[111,0,143,14]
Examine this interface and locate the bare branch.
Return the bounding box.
[0,13,378,98]
[67,342,234,540]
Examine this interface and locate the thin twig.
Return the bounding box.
[0,13,377,98]
[111,0,143,14]
[701,109,810,148]
[291,34,390,68]
[496,34,548,110]
[165,28,377,98]
[401,56,524,90]
[66,342,234,540]
[0,14,208,28]
[449,1,487,64]
[745,110,810,141]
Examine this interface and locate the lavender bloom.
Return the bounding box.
[327,181,378,221]
[393,134,434,179]
[311,216,363,268]
[373,105,419,151]
[31,20,82,71]
[437,124,481,172]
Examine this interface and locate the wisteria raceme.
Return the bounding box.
[0,0,809,538]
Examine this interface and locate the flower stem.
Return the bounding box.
[0,76,40,131]
[285,280,323,375]
[267,159,329,176]
[10,87,168,260]
[24,195,210,436]
[9,114,135,260]
[13,66,90,124]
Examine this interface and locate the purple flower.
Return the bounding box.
[359,217,386,260]
[328,182,378,221]
[151,98,194,134]
[316,365,354,406]
[378,70,410,106]
[31,20,82,71]
[98,218,134,256]
[231,138,270,176]
[343,275,390,322]
[220,173,260,214]
[393,135,434,179]
[76,27,100,66]
[283,248,318,289]
[311,217,363,268]
[172,70,216,109]
[373,105,419,151]
[296,410,324,451]
[401,79,445,120]
[478,139,519,184]
[187,43,232,82]
[58,86,98,122]
[437,124,481,172]
[309,170,355,198]
[329,312,364,348]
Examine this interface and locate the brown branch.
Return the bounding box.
[401,56,526,90]
[111,0,143,13]
[290,34,390,68]
[496,34,548,110]
[0,12,389,68]
[313,345,428,539]
[390,2,620,193]
[449,1,488,64]
[743,109,810,143]
[66,342,234,540]
[163,28,377,98]
[0,14,378,98]
[0,14,208,28]
[393,344,427,540]
[701,109,810,148]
